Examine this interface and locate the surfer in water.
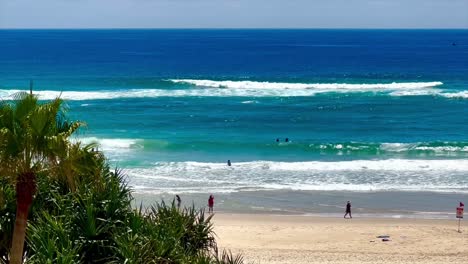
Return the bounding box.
[227,160,231,166]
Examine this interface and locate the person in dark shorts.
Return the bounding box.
[208,195,214,214]
[344,201,352,219]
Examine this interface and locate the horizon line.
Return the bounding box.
[1,27,468,30]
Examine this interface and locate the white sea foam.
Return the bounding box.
[439,91,468,99]
[59,137,468,193]
[74,137,142,154]
[170,79,443,90]
[0,89,182,101]
[205,159,458,172]
[125,159,468,194]
[380,143,468,153]
[390,90,468,99]
[389,90,440,96]
[72,137,468,156]
[1,80,466,99]
[413,146,468,152]
[380,143,415,152]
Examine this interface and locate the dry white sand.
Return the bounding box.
[213,214,467,264]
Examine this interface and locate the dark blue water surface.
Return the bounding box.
[1,29,467,81]
[0,30,468,187]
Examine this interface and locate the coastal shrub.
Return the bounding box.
[0,94,244,263]
[0,179,15,263]
[111,201,214,263]
[0,158,244,264]
[186,246,245,264]
[209,247,245,264]
[148,202,215,255]
[26,212,81,264]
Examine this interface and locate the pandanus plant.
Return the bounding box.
[0,92,83,264]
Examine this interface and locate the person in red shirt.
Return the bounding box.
[208,195,214,214]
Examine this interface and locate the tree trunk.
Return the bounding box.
[10,207,28,264]
[10,171,36,264]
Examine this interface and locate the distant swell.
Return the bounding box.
[78,137,468,158]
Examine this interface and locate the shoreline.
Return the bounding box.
[213,213,468,264]
[132,190,467,220]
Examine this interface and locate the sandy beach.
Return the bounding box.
[213,214,467,264]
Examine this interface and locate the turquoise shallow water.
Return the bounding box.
[1,29,467,216]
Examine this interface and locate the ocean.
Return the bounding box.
[1,29,467,218]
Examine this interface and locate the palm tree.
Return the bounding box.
[0,92,83,264]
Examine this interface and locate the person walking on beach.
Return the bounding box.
[344,201,352,219]
[176,195,181,209]
[208,195,214,214]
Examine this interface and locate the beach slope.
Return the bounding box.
[214,214,467,264]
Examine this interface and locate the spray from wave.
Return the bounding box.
[1,79,466,100]
[170,79,443,90]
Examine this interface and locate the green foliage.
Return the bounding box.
[149,202,215,254]
[0,92,86,263]
[0,92,83,176]
[0,94,245,263]
[0,158,245,263]
[112,202,217,264]
[209,247,245,264]
[27,212,81,264]
[0,179,15,263]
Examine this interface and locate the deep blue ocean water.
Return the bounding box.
[1,29,467,216]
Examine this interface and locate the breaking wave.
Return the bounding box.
[74,137,468,158]
[2,79,466,99]
[126,159,468,194]
[170,79,443,90]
